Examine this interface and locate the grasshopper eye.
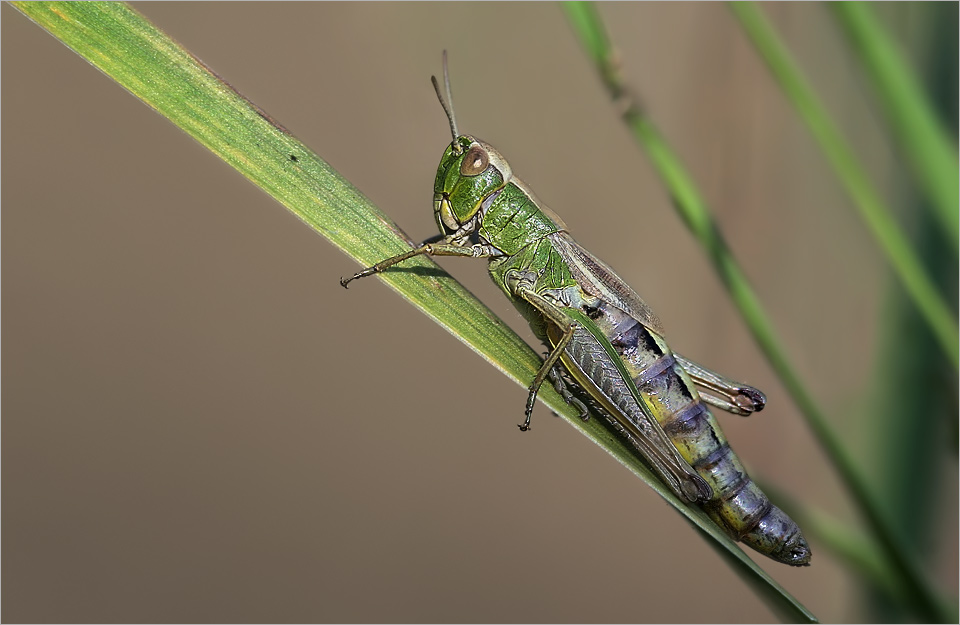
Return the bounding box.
[460,145,489,177]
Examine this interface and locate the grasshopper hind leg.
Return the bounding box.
[674,353,766,416]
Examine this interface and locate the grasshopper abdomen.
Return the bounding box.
[557,291,810,565]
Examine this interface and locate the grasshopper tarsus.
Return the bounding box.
[522,392,539,431]
[519,409,533,432]
[737,387,766,413]
[341,266,378,288]
[340,270,369,288]
[340,274,365,289]
[520,396,536,431]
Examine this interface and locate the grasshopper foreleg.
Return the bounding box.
[340,241,498,288]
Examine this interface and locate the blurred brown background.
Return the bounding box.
[4,3,956,623]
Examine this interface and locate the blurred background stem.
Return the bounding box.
[563,2,956,622]
[830,2,958,250]
[855,4,958,621]
[729,2,958,371]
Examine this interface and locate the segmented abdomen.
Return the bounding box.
[587,300,811,566]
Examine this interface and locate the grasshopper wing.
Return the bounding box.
[546,233,710,503]
[551,232,665,335]
[551,313,712,503]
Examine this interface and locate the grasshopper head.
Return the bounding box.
[433,135,511,236]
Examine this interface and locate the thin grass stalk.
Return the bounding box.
[829,2,959,248]
[857,10,959,609]
[561,2,952,622]
[728,2,958,371]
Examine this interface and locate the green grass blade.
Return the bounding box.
[562,2,951,623]
[11,2,815,619]
[728,2,958,371]
[830,2,959,245]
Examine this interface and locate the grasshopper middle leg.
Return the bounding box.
[507,272,580,431]
[548,365,590,421]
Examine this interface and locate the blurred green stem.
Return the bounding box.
[729,2,958,371]
[830,2,959,248]
[562,2,952,622]
[857,5,958,619]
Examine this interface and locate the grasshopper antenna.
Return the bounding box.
[431,50,460,151]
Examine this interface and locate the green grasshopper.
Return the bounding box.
[341,55,811,566]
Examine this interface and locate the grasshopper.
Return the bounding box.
[341,55,811,566]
